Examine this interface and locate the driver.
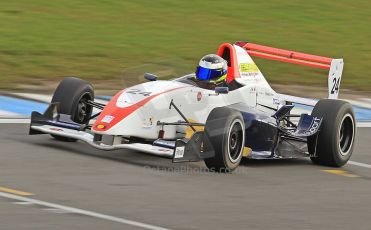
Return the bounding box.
[195,54,228,87]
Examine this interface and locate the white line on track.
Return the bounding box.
[12,201,33,205]
[348,161,371,169]
[0,192,170,230]
[357,122,371,128]
[0,118,30,124]
[42,208,73,214]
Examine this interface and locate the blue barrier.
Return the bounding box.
[0,96,48,116]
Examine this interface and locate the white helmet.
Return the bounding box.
[196,54,227,82]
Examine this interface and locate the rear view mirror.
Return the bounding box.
[144,73,158,81]
[215,87,229,95]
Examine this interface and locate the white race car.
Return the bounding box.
[29,42,356,172]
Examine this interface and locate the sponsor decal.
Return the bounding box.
[240,63,258,72]
[142,117,154,128]
[239,63,259,77]
[102,115,114,123]
[307,117,322,134]
[197,92,202,101]
[295,117,322,136]
[174,146,185,159]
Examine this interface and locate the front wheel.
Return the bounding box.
[51,77,94,142]
[203,107,245,173]
[308,99,356,167]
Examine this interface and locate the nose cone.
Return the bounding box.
[92,81,189,133]
[92,89,153,132]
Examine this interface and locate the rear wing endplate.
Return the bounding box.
[235,41,344,99]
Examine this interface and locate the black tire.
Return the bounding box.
[308,99,356,167]
[51,77,94,142]
[204,107,245,172]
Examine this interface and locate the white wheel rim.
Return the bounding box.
[338,113,355,156]
[227,119,245,163]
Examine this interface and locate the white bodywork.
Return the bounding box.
[90,45,281,140]
[31,43,344,156]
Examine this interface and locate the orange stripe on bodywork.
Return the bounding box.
[93,86,188,131]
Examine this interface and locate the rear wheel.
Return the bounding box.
[204,107,245,172]
[51,77,94,142]
[308,99,356,167]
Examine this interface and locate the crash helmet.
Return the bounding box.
[196,54,227,82]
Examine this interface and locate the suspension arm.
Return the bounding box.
[86,100,105,110]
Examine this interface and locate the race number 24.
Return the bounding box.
[331,78,340,95]
[126,89,152,96]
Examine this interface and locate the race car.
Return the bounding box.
[29,41,356,172]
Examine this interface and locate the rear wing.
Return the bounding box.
[235,41,344,99]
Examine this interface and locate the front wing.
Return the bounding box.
[30,124,174,157]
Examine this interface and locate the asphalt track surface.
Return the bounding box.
[1,124,371,230]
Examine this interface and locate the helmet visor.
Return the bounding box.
[196,66,226,81]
